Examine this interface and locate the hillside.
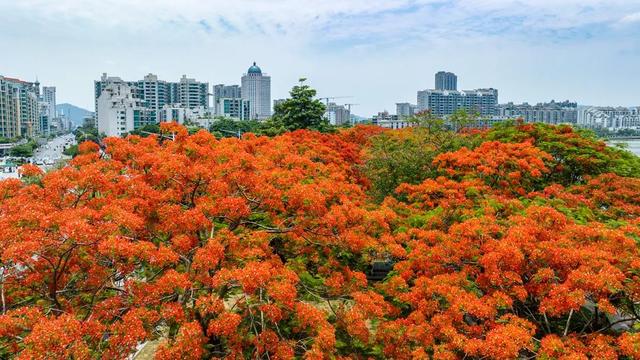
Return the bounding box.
[56,103,93,126]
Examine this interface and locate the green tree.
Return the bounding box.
[485,121,640,183]
[128,123,161,137]
[271,79,329,132]
[448,108,479,132]
[73,124,100,143]
[209,117,263,138]
[63,144,79,157]
[363,126,475,202]
[9,140,37,158]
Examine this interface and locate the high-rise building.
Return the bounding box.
[241,62,271,120]
[325,103,350,126]
[0,76,41,138]
[95,73,209,126]
[396,103,418,119]
[418,71,498,118]
[177,75,209,109]
[97,82,150,137]
[42,86,56,121]
[0,76,22,138]
[435,71,457,91]
[417,88,498,117]
[498,100,577,124]
[213,85,242,116]
[139,74,168,122]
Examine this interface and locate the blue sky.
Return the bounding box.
[1,0,639,116]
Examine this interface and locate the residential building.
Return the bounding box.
[217,98,251,120]
[97,82,150,137]
[0,76,41,138]
[498,100,577,124]
[241,62,271,120]
[325,103,350,126]
[578,107,640,130]
[38,101,50,136]
[417,88,498,117]
[417,72,498,117]
[159,105,209,124]
[213,85,242,116]
[95,73,209,125]
[372,111,415,129]
[396,103,418,119]
[42,86,56,121]
[0,76,22,138]
[138,73,169,122]
[176,75,209,109]
[435,71,457,91]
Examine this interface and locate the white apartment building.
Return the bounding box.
[241,62,271,120]
[159,105,209,124]
[97,83,147,137]
[578,107,640,130]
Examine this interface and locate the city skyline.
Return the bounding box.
[1,1,640,116]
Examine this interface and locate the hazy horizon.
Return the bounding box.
[2,0,639,116]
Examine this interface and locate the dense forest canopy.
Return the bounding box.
[0,121,639,359]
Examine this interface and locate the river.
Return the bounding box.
[608,140,640,157]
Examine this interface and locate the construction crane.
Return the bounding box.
[318,96,353,106]
[344,103,360,112]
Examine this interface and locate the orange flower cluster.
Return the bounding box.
[0,123,638,359]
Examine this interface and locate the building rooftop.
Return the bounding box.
[247,62,262,75]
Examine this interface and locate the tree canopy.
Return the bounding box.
[0,122,639,359]
[271,79,330,132]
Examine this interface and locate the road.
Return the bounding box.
[0,134,76,180]
[32,133,76,170]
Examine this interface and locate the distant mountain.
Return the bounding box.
[56,103,93,127]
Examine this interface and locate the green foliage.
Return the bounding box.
[128,123,161,137]
[271,79,331,132]
[448,108,479,132]
[9,140,37,158]
[209,117,264,138]
[362,126,475,202]
[0,137,19,144]
[485,121,640,183]
[73,124,100,143]
[63,144,79,157]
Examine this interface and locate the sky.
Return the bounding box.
[1,0,639,117]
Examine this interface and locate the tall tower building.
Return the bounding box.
[0,76,22,138]
[435,71,457,91]
[42,86,56,120]
[241,62,271,120]
[177,75,209,109]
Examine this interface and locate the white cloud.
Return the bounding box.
[1,0,639,115]
[619,11,640,24]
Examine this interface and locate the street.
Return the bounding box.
[31,133,76,170]
[0,133,76,180]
